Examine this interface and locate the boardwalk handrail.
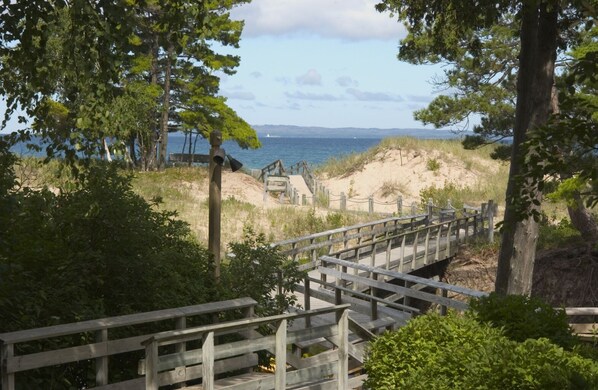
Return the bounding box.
[142,304,352,390]
[259,159,285,181]
[273,213,429,264]
[0,298,257,390]
[288,160,316,194]
[322,213,486,274]
[318,256,488,315]
[564,307,598,342]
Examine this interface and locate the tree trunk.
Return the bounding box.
[158,38,174,171]
[568,192,598,242]
[142,36,160,171]
[495,2,559,295]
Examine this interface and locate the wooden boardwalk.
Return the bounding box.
[0,204,522,390]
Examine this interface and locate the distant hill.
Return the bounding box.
[252,124,471,139]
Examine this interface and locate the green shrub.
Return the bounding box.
[426,157,441,171]
[364,313,598,389]
[538,215,583,250]
[469,293,578,350]
[223,228,305,317]
[420,181,470,209]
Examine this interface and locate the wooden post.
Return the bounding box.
[202,332,215,390]
[371,273,378,320]
[399,235,406,273]
[304,277,311,328]
[487,200,495,243]
[174,317,187,386]
[145,341,159,390]
[423,228,431,265]
[440,289,448,316]
[427,198,434,222]
[337,310,348,390]
[1,342,15,390]
[411,202,417,216]
[275,320,287,389]
[302,194,306,206]
[404,281,412,308]
[368,196,374,214]
[263,173,269,205]
[95,329,108,386]
[208,131,223,281]
[411,231,419,271]
[340,192,346,211]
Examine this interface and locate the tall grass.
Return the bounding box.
[316,137,505,178]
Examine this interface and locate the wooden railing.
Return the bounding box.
[313,257,488,317]
[142,305,354,390]
[0,298,257,390]
[273,214,430,266]
[259,159,285,181]
[565,307,598,342]
[288,160,316,194]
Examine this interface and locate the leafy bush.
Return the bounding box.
[469,293,578,350]
[426,157,441,171]
[420,181,471,209]
[364,313,598,389]
[537,214,583,250]
[223,228,305,317]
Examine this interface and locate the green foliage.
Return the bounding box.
[419,181,469,209]
[0,163,217,333]
[425,157,441,172]
[364,313,598,389]
[223,228,305,317]
[538,215,583,250]
[282,209,350,238]
[469,293,578,350]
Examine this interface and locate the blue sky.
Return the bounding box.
[221,0,445,129]
[0,0,449,133]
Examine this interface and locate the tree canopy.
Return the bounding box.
[377,0,596,294]
[0,0,260,170]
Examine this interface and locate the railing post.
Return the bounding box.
[340,192,346,211]
[304,277,311,328]
[371,273,378,321]
[337,309,348,390]
[1,342,15,390]
[95,329,108,386]
[427,198,434,222]
[263,173,269,205]
[440,289,448,316]
[302,194,306,206]
[145,341,159,390]
[174,317,187,386]
[369,196,374,214]
[202,332,215,390]
[275,320,287,389]
[411,202,417,216]
[335,265,343,306]
[487,200,495,243]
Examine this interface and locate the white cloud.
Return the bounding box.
[296,69,322,86]
[224,90,256,100]
[285,91,339,101]
[336,76,358,87]
[231,0,405,41]
[250,71,263,78]
[346,88,403,102]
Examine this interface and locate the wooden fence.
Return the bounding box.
[0,298,257,390]
[142,305,355,390]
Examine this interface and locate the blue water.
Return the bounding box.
[171,135,383,169]
[8,130,469,170]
